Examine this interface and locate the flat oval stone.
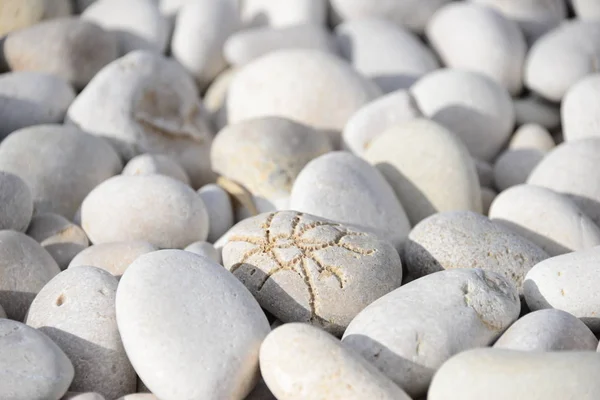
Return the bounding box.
[241,0,326,28]
[184,241,221,264]
[0,0,72,36]
[524,246,600,332]
[0,230,60,321]
[68,241,157,278]
[26,266,136,398]
[527,138,600,225]
[197,184,234,243]
[66,50,214,188]
[222,210,403,336]
[0,319,74,400]
[81,175,209,248]
[562,73,600,142]
[364,119,482,225]
[290,152,410,251]
[260,323,411,400]
[226,49,381,144]
[429,348,600,400]
[509,123,555,152]
[0,72,75,139]
[0,124,122,218]
[489,184,600,256]
[0,171,33,232]
[116,250,270,400]
[514,95,561,130]
[405,211,549,291]
[122,153,190,185]
[335,18,439,93]
[494,309,598,351]
[493,148,544,191]
[343,268,520,398]
[427,2,526,95]
[410,69,515,162]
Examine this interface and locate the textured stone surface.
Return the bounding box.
[0,171,33,232]
[122,153,190,185]
[68,241,157,278]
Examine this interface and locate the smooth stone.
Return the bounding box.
[509,123,555,152]
[260,323,411,400]
[0,303,5,318]
[335,18,439,93]
[514,95,561,130]
[158,0,188,16]
[410,69,515,162]
[211,117,333,204]
[527,138,600,225]
[525,21,600,102]
[342,89,422,156]
[74,0,98,12]
[494,309,598,351]
[66,51,214,188]
[203,67,237,131]
[225,25,338,67]
[405,211,549,291]
[82,0,168,54]
[573,0,600,20]
[122,153,190,185]
[0,0,72,36]
[329,0,452,33]
[115,395,158,400]
[290,152,411,251]
[562,73,600,142]
[81,175,209,248]
[489,185,600,256]
[241,0,326,28]
[116,250,270,400]
[27,213,89,270]
[343,268,520,397]
[3,17,118,89]
[0,319,74,400]
[226,49,382,143]
[184,241,221,264]
[234,194,288,223]
[364,119,482,225]
[197,184,234,243]
[222,210,403,336]
[427,2,526,95]
[428,348,600,400]
[0,72,75,139]
[493,148,544,191]
[68,241,157,278]
[481,187,497,216]
[26,266,136,398]
[474,159,494,188]
[62,393,105,400]
[0,171,33,232]
[171,0,239,89]
[0,124,122,218]
[524,246,600,332]
[0,230,60,321]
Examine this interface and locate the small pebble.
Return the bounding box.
[508,123,555,152]
[562,73,600,142]
[122,153,190,185]
[514,95,561,130]
[0,171,33,232]
[197,184,234,243]
[68,241,157,278]
[184,241,221,264]
[0,0,72,36]
[493,148,544,191]
[241,0,326,28]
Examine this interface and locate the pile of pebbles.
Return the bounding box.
[2,0,600,399]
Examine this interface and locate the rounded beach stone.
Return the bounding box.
[474,159,494,188]
[410,69,515,162]
[527,138,600,225]
[225,25,338,67]
[509,123,555,152]
[405,211,549,291]
[27,213,89,270]
[222,210,403,336]
[0,171,33,232]
[82,0,168,54]
[428,348,600,400]
[493,149,544,191]
[184,241,221,264]
[3,17,118,89]
[0,230,60,321]
[335,18,439,93]
[0,72,75,140]
[171,0,239,89]
[68,241,157,278]
[66,50,214,188]
[0,124,122,218]
[260,323,411,400]
[203,67,237,131]
[26,266,136,398]
[481,187,497,216]
[364,119,482,226]
[562,73,600,142]
[122,153,190,185]
[494,309,598,351]
[329,0,452,33]
[343,268,520,397]
[489,184,600,256]
[0,319,74,400]
[116,250,270,400]
[0,0,72,36]
[197,184,234,243]
[81,175,209,248]
[572,0,600,20]
[62,393,105,400]
[289,152,411,251]
[342,89,421,156]
[524,246,600,332]
[241,0,325,28]
[427,2,526,95]
[115,395,157,400]
[514,95,561,130]
[226,49,382,143]
[525,21,600,102]
[211,117,333,204]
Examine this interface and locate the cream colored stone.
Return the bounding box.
[509,123,555,152]
[203,67,237,131]
[184,241,221,264]
[0,171,33,232]
[122,153,190,185]
[68,241,157,278]
[0,0,72,36]
[493,148,544,191]
[62,393,105,400]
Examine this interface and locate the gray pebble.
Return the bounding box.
[514,95,561,131]
[0,0,72,37]
[0,171,33,232]
[493,148,544,192]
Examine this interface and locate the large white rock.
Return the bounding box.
[240,0,326,28]
[562,73,600,142]
[116,250,270,400]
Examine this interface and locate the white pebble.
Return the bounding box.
[197,184,234,243]
[122,154,190,185]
